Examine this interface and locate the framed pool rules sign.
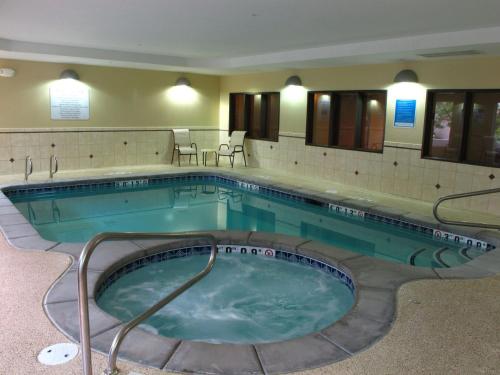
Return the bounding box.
[50,83,89,120]
[394,99,416,128]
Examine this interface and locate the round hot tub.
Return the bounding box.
[96,245,356,344]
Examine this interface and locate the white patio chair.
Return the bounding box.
[171,129,198,166]
[217,130,247,168]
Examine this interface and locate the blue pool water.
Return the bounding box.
[97,253,355,343]
[8,177,485,267]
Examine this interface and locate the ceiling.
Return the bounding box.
[1,0,500,74]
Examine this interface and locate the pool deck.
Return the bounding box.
[0,164,499,374]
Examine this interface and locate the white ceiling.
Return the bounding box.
[1,0,500,74]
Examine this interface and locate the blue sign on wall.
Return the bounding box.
[394,99,416,128]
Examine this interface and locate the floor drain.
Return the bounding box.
[37,343,78,365]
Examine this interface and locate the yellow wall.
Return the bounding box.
[219,56,500,145]
[3,56,500,144]
[0,59,220,129]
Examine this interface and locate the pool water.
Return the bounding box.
[96,253,355,344]
[9,179,482,267]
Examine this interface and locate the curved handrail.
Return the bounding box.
[433,187,500,230]
[78,232,218,375]
[24,155,33,181]
[49,154,58,178]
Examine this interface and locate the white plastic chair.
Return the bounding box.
[171,129,198,166]
[217,130,247,168]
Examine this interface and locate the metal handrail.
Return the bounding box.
[24,155,33,181]
[433,187,500,230]
[78,232,218,375]
[49,154,58,178]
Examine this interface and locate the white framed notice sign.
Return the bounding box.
[50,83,89,120]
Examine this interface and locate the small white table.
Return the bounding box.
[201,148,218,166]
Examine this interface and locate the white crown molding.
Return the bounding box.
[2,26,500,74]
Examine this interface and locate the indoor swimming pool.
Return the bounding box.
[5,174,490,268]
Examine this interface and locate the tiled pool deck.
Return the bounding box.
[0,164,499,374]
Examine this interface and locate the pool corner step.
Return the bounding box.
[433,247,450,268]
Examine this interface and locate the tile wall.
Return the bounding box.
[1,128,498,217]
[0,128,221,176]
[245,135,500,217]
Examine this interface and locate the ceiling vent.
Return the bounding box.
[418,50,482,58]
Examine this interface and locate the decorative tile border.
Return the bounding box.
[328,203,366,218]
[432,229,488,250]
[274,250,355,293]
[2,172,493,254]
[114,178,149,189]
[96,245,356,301]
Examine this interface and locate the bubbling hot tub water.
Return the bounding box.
[97,251,355,344]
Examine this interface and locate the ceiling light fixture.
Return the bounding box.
[284,75,302,87]
[393,69,418,83]
[59,69,80,80]
[175,77,191,87]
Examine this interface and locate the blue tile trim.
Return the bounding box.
[95,246,355,301]
[2,173,493,251]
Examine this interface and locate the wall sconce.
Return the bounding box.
[167,76,197,104]
[59,69,80,80]
[284,75,302,87]
[0,68,16,78]
[393,69,418,83]
[175,77,191,87]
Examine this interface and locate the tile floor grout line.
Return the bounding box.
[44,298,79,306]
[89,322,124,339]
[318,332,353,356]
[295,239,312,250]
[338,254,365,266]
[246,231,254,243]
[45,242,61,251]
[130,239,148,250]
[161,340,183,370]
[432,268,443,279]
[252,344,268,375]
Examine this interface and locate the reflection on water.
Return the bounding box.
[12,182,468,267]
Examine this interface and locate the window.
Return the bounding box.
[229,93,247,131]
[229,92,280,141]
[423,90,500,167]
[310,92,333,146]
[306,91,386,152]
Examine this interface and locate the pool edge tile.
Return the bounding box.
[320,308,392,355]
[340,255,438,290]
[164,341,264,375]
[296,240,360,263]
[91,325,180,369]
[44,269,102,304]
[44,299,121,342]
[255,333,350,374]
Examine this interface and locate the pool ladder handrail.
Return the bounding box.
[433,187,500,230]
[24,155,33,181]
[49,154,58,179]
[78,232,218,375]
